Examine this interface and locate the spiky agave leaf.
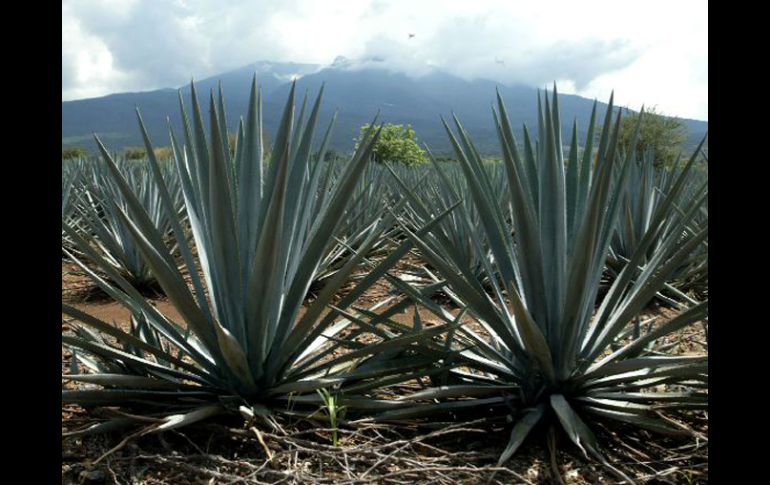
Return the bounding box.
[62,77,456,433]
[393,87,708,472]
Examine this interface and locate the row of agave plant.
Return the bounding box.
[63,136,392,295]
[63,156,186,290]
[62,77,707,480]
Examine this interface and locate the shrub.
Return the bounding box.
[356,123,428,166]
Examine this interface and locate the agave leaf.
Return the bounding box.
[583,228,708,362]
[90,140,220,352]
[395,220,519,353]
[580,406,689,436]
[576,102,598,220]
[137,110,210,317]
[279,199,460,379]
[62,304,208,378]
[452,331,521,379]
[342,367,454,395]
[498,404,545,465]
[581,362,708,390]
[595,300,708,367]
[64,374,202,391]
[69,350,108,374]
[62,389,215,406]
[550,394,598,459]
[585,391,708,410]
[62,335,207,384]
[267,124,383,365]
[212,320,258,391]
[62,244,216,372]
[495,99,549,319]
[280,201,401,363]
[579,355,707,383]
[581,141,708,361]
[299,321,460,378]
[237,77,263,270]
[106,202,220,350]
[151,404,225,433]
[574,396,654,413]
[537,90,568,347]
[245,102,292,367]
[507,285,556,383]
[565,120,580,239]
[206,92,243,336]
[268,378,345,396]
[398,384,519,402]
[63,418,140,438]
[340,356,442,382]
[443,116,517,294]
[579,396,707,412]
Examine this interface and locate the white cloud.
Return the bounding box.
[61,6,133,99]
[62,0,707,119]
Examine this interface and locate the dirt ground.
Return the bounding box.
[61,257,708,484]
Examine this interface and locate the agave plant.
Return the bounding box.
[389,159,509,289]
[62,160,82,222]
[62,159,91,256]
[610,150,673,266]
[62,78,454,435]
[69,158,185,290]
[609,148,708,304]
[666,163,708,296]
[310,161,397,291]
[391,88,708,478]
[673,211,708,296]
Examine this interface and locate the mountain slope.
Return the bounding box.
[62,60,708,155]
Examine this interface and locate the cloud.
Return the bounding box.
[62,0,707,119]
[325,11,640,90]
[62,16,131,99]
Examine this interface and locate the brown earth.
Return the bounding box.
[61,255,707,484]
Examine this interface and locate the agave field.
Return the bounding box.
[62,78,708,484]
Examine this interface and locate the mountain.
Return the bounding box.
[62,59,708,156]
[62,61,322,148]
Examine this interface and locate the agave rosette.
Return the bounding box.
[390,88,708,473]
[62,77,456,435]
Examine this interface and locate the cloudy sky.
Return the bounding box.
[62,0,707,120]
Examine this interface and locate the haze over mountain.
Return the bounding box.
[62,58,708,156]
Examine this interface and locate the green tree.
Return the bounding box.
[356,123,427,166]
[619,106,687,167]
[62,147,88,160]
